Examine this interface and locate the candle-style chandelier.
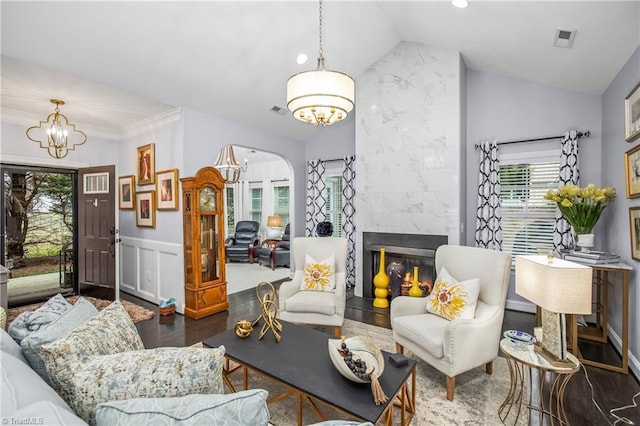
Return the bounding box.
[213,145,248,184]
[26,99,87,159]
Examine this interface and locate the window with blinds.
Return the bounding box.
[325,176,343,237]
[273,185,290,228]
[499,160,559,266]
[249,187,262,224]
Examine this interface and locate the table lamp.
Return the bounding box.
[515,255,592,362]
[266,215,283,239]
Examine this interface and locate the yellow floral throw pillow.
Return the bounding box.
[300,254,336,292]
[426,267,480,320]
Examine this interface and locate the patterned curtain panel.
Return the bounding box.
[305,160,326,236]
[342,156,356,289]
[475,140,503,250]
[553,130,580,250]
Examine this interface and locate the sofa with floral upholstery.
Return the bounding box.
[1,299,269,425]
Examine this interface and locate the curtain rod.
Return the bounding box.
[312,156,355,163]
[474,131,590,149]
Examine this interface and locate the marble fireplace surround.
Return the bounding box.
[354,41,464,297]
[362,232,448,299]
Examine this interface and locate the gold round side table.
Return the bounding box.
[499,338,579,425]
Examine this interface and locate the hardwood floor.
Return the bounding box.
[124,287,640,426]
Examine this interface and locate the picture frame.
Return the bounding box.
[629,207,640,261]
[136,190,156,228]
[625,143,640,198]
[625,81,640,142]
[137,143,155,185]
[156,168,179,210]
[118,175,136,209]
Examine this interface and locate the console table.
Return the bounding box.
[568,262,632,374]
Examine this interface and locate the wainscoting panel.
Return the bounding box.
[119,237,184,314]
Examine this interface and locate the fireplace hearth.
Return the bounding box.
[363,232,448,299]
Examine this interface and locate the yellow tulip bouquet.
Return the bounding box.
[544,184,616,234]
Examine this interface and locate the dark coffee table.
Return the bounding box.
[203,320,416,425]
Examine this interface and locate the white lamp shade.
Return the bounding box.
[515,255,592,314]
[286,69,355,125]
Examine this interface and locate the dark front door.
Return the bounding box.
[77,165,116,300]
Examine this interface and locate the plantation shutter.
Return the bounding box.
[499,153,560,267]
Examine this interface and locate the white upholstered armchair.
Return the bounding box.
[390,244,511,401]
[278,237,348,337]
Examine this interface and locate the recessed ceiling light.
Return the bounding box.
[452,0,469,8]
[296,53,308,65]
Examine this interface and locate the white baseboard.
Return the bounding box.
[606,325,640,378]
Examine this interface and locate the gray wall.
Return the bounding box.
[181,108,307,239]
[602,46,640,376]
[465,70,603,309]
[305,115,355,161]
[1,121,120,167]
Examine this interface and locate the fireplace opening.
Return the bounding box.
[363,232,448,300]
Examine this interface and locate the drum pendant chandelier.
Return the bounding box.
[286,0,354,127]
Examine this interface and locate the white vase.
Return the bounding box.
[576,233,595,251]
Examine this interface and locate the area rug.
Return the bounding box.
[226,262,290,295]
[7,295,155,325]
[215,319,525,426]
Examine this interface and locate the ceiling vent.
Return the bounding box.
[270,105,287,116]
[553,28,576,48]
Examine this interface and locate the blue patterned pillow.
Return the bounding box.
[64,346,226,424]
[95,389,268,426]
[40,300,144,405]
[21,297,98,385]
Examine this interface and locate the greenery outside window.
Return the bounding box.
[225,186,235,236]
[249,186,262,224]
[499,152,559,268]
[273,185,289,230]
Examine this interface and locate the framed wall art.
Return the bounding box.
[118,175,135,209]
[136,190,156,228]
[625,143,640,198]
[625,81,640,142]
[629,207,640,261]
[137,143,155,185]
[156,168,179,210]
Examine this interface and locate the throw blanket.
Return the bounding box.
[8,293,71,343]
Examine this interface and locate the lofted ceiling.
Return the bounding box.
[1,1,639,143]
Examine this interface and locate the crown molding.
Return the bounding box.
[121,108,182,139]
[1,107,122,141]
[2,107,183,142]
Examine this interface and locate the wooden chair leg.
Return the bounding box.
[446,376,455,401]
[486,361,493,375]
[333,326,341,337]
[396,343,404,354]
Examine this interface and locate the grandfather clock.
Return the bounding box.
[181,167,228,319]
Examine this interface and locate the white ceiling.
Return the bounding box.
[2,1,639,143]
